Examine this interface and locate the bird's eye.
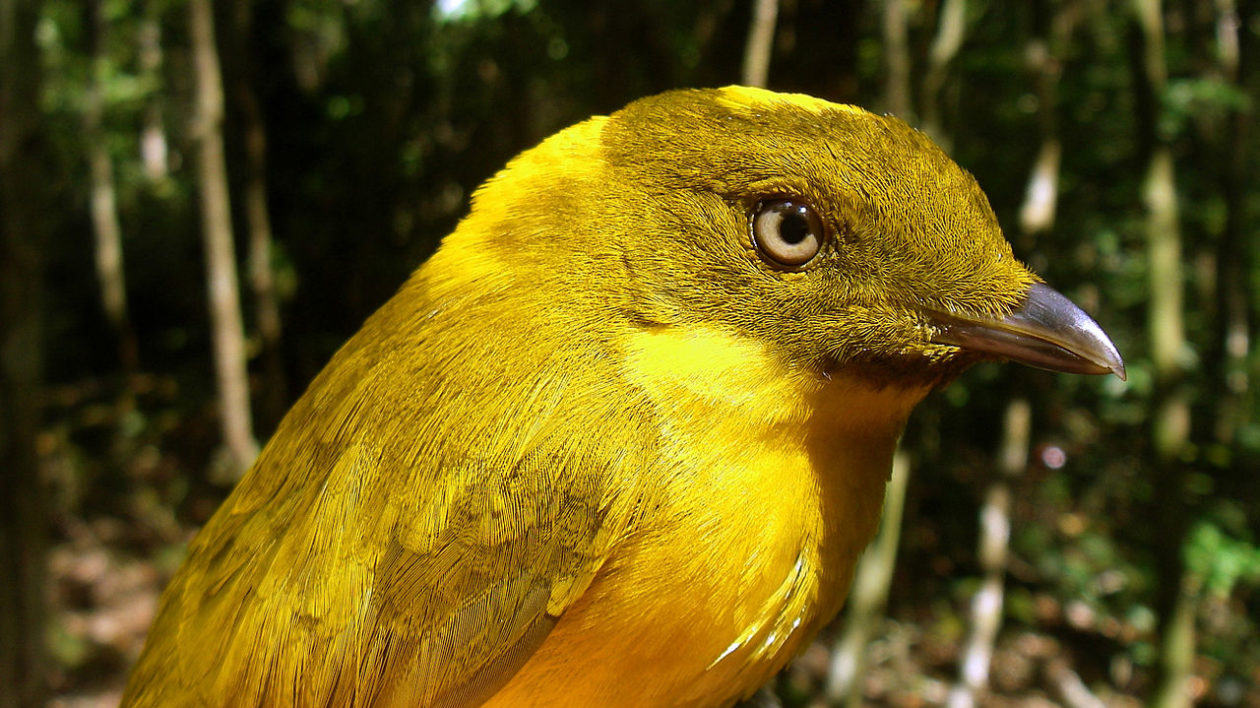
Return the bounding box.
[751,198,823,267]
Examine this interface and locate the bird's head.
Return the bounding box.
[452,86,1123,392]
[590,86,1124,389]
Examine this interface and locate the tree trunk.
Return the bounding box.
[84,0,138,372]
[1210,0,1250,449]
[0,0,48,704]
[232,0,287,429]
[826,450,912,707]
[1017,0,1080,238]
[920,0,968,149]
[1132,2,1196,706]
[948,398,1030,708]
[138,1,168,182]
[881,0,912,119]
[189,0,259,478]
[741,0,778,88]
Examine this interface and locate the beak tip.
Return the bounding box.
[1111,360,1127,382]
[928,282,1127,382]
[1093,326,1126,381]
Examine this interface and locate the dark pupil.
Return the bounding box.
[778,205,810,245]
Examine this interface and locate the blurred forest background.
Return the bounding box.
[1,0,1258,706]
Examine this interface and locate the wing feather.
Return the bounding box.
[122,279,656,707]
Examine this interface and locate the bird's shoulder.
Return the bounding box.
[124,278,660,706]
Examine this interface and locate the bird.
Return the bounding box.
[122,86,1124,708]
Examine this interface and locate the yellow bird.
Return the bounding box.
[123,86,1123,707]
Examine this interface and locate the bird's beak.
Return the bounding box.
[929,282,1126,380]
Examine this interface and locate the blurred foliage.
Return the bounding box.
[23,0,1260,705]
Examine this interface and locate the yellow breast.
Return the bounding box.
[485,326,928,707]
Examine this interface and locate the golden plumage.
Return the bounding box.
[123,86,1122,707]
